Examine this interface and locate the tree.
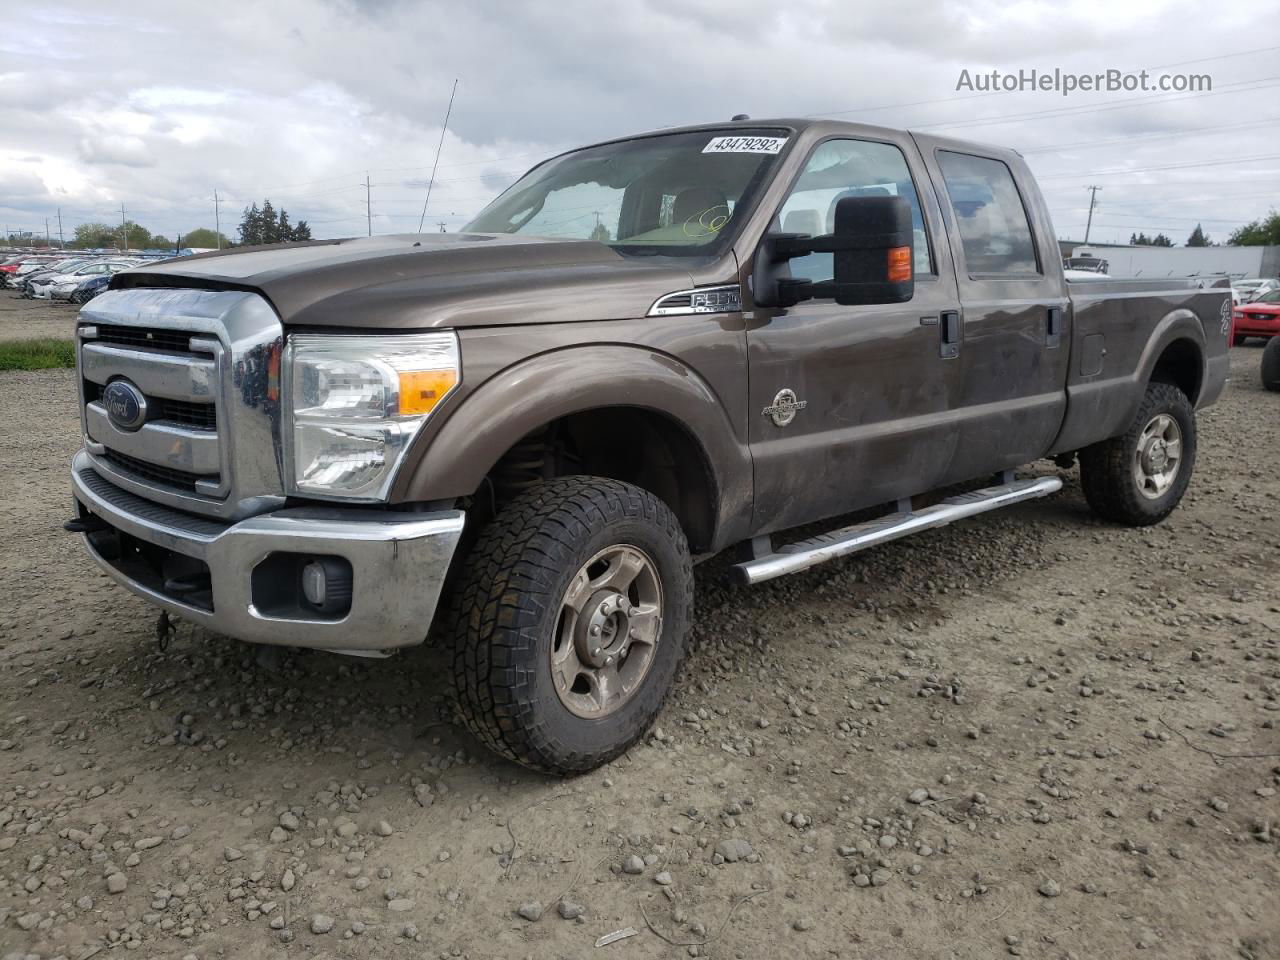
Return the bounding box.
[1129,231,1173,247]
[1186,224,1211,247]
[589,222,611,242]
[237,199,309,245]
[150,235,172,249]
[181,227,231,248]
[1151,233,1173,247]
[72,222,121,249]
[1227,211,1280,246]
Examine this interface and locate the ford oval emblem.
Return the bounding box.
[102,379,148,432]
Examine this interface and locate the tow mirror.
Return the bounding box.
[753,195,915,308]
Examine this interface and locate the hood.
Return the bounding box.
[110,233,704,329]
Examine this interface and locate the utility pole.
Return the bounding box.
[120,202,129,253]
[213,189,222,248]
[45,218,51,248]
[418,78,459,233]
[366,173,372,237]
[436,220,447,233]
[57,208,64,250]
[1083,185,1101,244]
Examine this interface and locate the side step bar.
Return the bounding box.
[734,475,1063,586]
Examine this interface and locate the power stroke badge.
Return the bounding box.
[762,388,807,427]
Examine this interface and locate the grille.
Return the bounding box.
[102,449,214,492]
[95,324,197,354]
[86,381,216,431]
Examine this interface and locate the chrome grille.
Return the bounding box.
[76,288,287,521]
[95,324,198,354]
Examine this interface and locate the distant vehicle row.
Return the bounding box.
[0,252,175,303]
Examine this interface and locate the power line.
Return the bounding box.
[918,75,1280,132]
[1037,152,1280,180]
[1019,116,1280,154]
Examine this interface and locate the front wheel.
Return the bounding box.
[1079,381,1196,526]
[1262,337,1280,392]
[448,476,693,774]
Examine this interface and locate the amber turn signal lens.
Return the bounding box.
[397,370,458,415]
[887,246,912,284]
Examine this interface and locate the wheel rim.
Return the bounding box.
[1132,413,1183,500]
[551,544,663,719]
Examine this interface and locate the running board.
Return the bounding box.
[734,476,1063,586]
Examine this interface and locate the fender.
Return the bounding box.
[392,344,755,549]
[1050,306,1206,456]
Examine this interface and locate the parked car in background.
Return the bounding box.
[4,257,60,287]
[61,274,115,304]
[1233,278,1280,304]
[33,260,136,300]
[1231,290,1280,345]
[19,258,97,296]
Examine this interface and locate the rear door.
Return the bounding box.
[914,139,1070,479]
[743,133,966,534]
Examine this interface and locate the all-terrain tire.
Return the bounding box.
[448,476,693,774]
[1262,337,1280,392]
[1079,381,1196,526]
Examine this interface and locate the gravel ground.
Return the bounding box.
[1,293,1277,960]
[0,293,78,343]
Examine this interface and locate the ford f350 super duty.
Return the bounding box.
[67,118,1230,773]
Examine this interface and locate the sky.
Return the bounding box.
[1,0,1277,248]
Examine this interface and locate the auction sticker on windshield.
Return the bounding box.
[702,136,788,154]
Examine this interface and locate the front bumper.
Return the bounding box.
[70,450,466,653]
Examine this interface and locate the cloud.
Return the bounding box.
[0,0,1274,246]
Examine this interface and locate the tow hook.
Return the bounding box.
[63,515,107,534]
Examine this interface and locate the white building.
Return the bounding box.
[1067,244,1280,280]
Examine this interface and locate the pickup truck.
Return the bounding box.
[67,118,1230,773]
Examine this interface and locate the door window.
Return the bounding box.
[777,139,933,283]
[936,151,1040,277]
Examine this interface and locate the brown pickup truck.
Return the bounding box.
[68,118,1230,773]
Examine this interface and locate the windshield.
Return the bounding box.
[1254,290,1280,304]
[464,129,789,257]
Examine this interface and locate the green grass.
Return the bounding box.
[0,338,76,371]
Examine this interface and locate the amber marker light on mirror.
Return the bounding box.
[887,246,913,284]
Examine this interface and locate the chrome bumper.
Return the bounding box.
[71,450,465,653]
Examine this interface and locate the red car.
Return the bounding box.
[1232,289,1280,345]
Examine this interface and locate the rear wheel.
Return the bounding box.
[448,476,692,774]
[1079,381,1196,526]
[1262,337,1280,392]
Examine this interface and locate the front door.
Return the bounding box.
[745,135,965,535]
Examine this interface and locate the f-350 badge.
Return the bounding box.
[762,388,807,427]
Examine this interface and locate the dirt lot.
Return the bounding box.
[1,292,1277,960]
[0,294,77,342]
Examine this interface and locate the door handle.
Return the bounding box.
[1047,306,1064,349]
[939,310,961,359]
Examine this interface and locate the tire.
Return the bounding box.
[1262,337,1280,392]
[1079,381,1196,526]
[448,476,693,774]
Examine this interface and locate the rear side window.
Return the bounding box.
[937,151,1039,277]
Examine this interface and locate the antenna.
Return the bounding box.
[418,78,459,233]
[214,189,222,248]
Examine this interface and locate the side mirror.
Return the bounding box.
[753,195,915,308]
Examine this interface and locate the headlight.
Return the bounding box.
[285,332,460,500]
